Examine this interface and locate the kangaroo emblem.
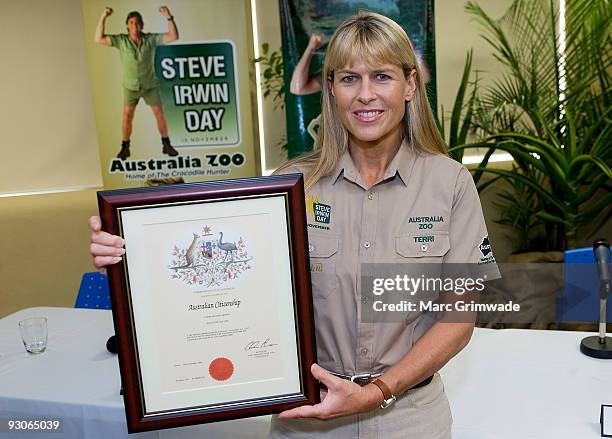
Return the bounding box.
[178,233,199,268]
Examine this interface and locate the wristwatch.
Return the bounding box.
[371,378,397,409]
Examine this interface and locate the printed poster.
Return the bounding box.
[279,0,436,158]
[81,0,260,188]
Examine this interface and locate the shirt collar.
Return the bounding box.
[331,139,416,187]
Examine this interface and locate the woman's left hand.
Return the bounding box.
[278,364,382,420]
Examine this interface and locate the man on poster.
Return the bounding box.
[95,6,179,159]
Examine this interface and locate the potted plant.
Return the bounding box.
[448,0,611,329]
[450,0,611,254]
[437,49,480,163]
[254,43,288,153]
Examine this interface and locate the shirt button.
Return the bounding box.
[360,348,368,356]
[363,241,371,249]
[308,244,314,253]
[420,244,428,252]
[368,192,373,200]
[361,296,368,304]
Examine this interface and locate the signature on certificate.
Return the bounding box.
[244,338,278,351]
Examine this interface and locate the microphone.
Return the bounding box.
[594,239,612,297]
[106,335,121,394]
[106,335,118,354]
[580,238,612,359]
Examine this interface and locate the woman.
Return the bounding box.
[90,11,500,438]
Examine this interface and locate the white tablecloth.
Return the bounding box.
[0,307,609,438]
[441,327,611,439]
[0,307,271,439]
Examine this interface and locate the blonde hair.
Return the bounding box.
[279,11,448,190]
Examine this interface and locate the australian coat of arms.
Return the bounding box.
[169,225,252,287]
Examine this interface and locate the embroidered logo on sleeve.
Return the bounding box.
[478,236,496,264]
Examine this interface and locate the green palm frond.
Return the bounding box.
[462,0,611,251]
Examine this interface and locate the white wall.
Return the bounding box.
[253,0,287,173]
[0,0,102,195]
[435,0,513,133]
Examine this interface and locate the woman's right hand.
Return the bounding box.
[88,216,125,274]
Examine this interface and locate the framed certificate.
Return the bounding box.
[97,174,318,432]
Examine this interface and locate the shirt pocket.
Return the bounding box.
[395,233,450,261]
[308,233,339,300]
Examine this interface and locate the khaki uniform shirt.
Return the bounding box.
[278,142,500,376]
[109,33,164,91]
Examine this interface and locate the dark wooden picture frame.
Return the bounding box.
[97,174,318,433]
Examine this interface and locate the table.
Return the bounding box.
[0,307,270,439]
[1,307,610,438]
[441,327,611,438]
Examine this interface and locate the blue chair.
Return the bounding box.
[75,272,111,309]
[557,247,612,324]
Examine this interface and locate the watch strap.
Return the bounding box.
[371,378,393,401]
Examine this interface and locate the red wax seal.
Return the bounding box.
[209,357,234,381]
